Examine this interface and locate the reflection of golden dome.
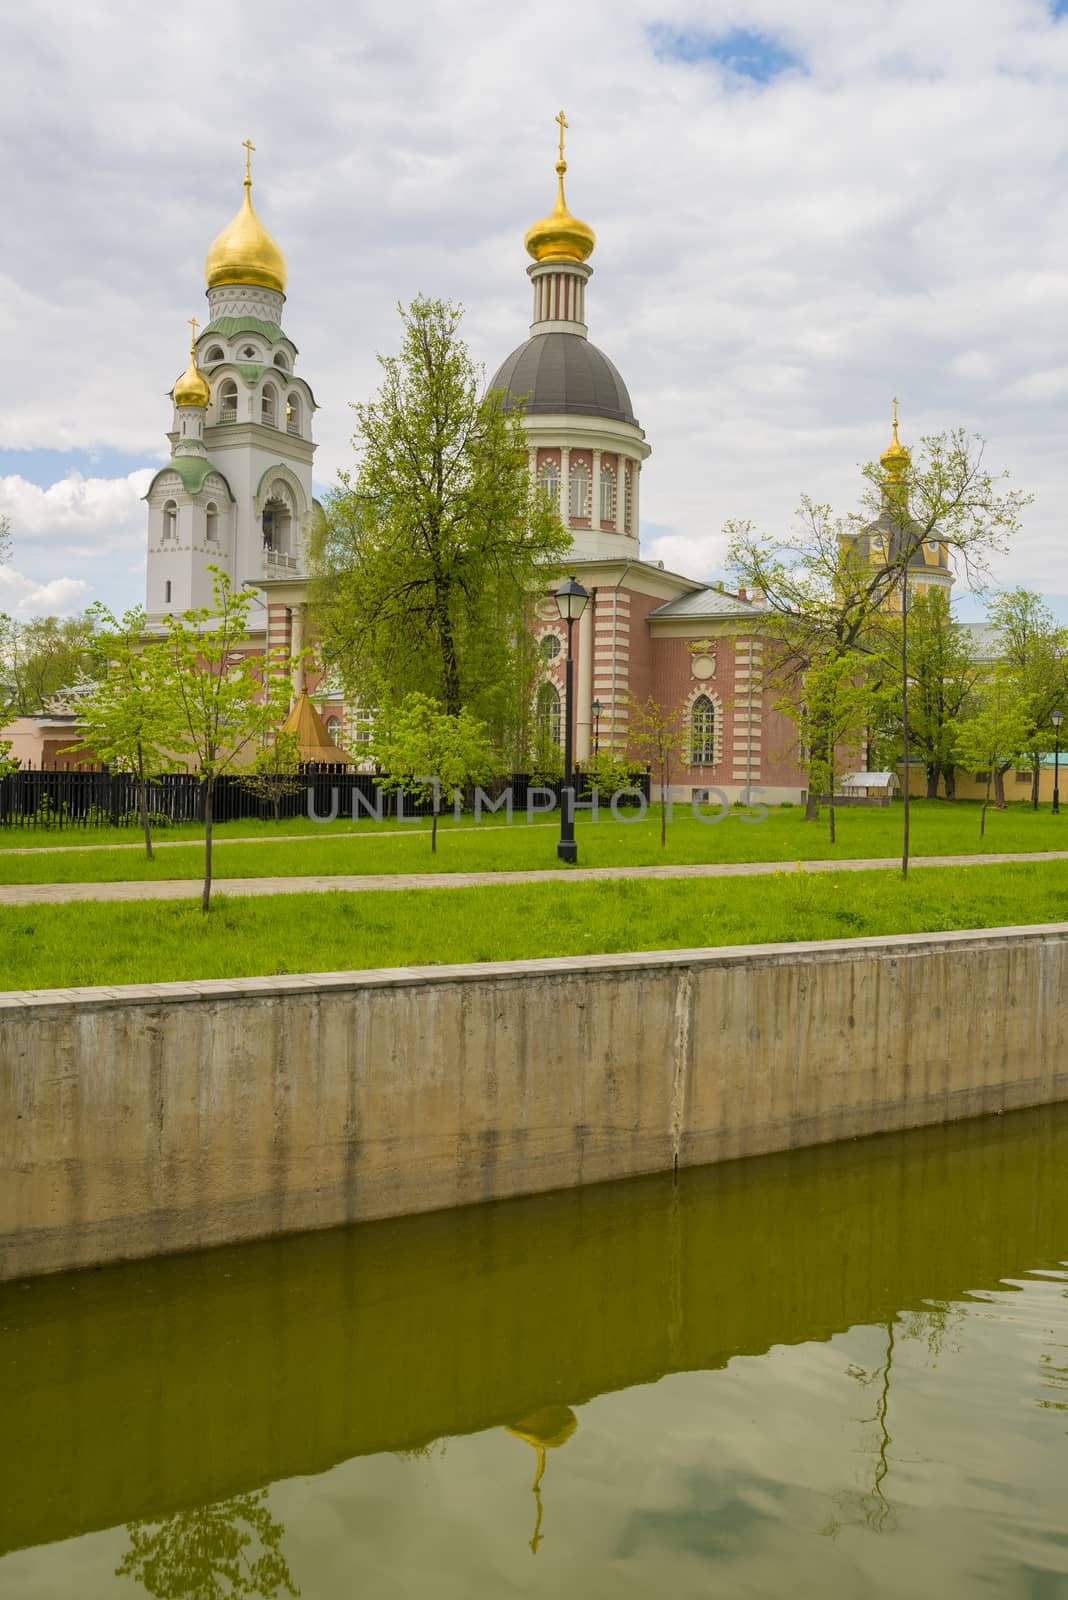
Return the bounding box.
[506,1406,578,1452]
[880,397,910,480]
[525,112,595,263]
[205,144,287,293]
[173,323,210,408]
[506,1405,578,1556]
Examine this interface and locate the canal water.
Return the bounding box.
[2,1104,1068,1598]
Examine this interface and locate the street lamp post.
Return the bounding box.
[592,699,603,755]
[1053,710,1063,816]
[554,575,590,864]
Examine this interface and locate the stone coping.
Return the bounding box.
[3,921,1068,1013]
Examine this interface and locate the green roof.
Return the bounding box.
[147,456,235,501]
[201,316,294,349]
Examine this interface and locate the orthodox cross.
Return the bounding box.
[555,110,568,164]
[892,395,899,428]
[242,138,255,183]
[188,316,199,356]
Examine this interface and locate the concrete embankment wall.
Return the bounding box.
[2,924,1068,1282]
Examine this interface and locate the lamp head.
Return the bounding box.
[1053,710,1064,730]
[553,575,590,623]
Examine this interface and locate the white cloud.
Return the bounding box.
[0,566,88,618]
[2,0,1068,611]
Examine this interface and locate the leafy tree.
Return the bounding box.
[729,427,1028,876]
[159,568,294,911]
[72,605,180,859]
[0,611,102,714]
[953,672,1034,836]
[581,746,638,800]
[371,691,497,852]
[988,589,1068,808]
[897,589,982,800]
[116,1490,299,1599]
[243,728,305,824]
[626,694,687,846]
[311,295,569,749]
[781,654,888,843]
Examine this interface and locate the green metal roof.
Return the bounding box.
[146,456,235,502]
[201,316,293,348]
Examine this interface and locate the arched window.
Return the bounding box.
[205,346,224,363]
[536,680,562,748]
[286,393,301,434]
[570,461,589,519]
[262,492,293,561]
[205,502,219,543]
[164,580,172,605]
[162,501,177,541]
[325,715,341,736]
[539,461,559,503]
[273,352,289,371]
[261,385,278,427]
[219,381,238,422]
[600,464,615,525]
[691,695,716,766]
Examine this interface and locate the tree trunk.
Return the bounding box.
[273,791,282,824]
[431,807,438,853]
[980,777,991,838]
[136,743,153,861]
[925,764,939,800]
[993,764,1008,810]
[1031,757,1041,810]
[202,777,214,914]
[804,788,820,822]
[660,753,668,847]
[943,765,957,801]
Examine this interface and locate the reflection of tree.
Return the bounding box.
[116,1489,299,1599]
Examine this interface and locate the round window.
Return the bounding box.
[540,633,562,662]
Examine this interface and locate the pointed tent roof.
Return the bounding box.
[280,693,355,764]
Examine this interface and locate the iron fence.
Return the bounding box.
[0,766,650,831]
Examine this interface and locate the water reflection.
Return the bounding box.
[116,1493,299,1599]
[2,1104,1068,1595]
[505,1406,579,1554]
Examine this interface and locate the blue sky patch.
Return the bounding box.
[648,25,802,82]
[1052,0,1068,17]
[0,446,161,487]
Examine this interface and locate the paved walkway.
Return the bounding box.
[1,851,1064,907]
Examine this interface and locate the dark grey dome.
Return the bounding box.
[488,332,638,426]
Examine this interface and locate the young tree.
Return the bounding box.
[781,654,888,844]
[953,673,1034,837]
[73,604,180,859]
[626,694,687,847]
[311,296,569,743]
[897,589,982,800]
[371,691,497,852]
[988,589,1068,809]
[730,424,1028,876]
[160,569,295,911]
[243,729,305,824]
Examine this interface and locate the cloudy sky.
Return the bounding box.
[2,0,1068,620]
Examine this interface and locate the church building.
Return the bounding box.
[142,128,944,802]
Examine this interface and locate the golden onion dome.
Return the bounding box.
[880,398,910,479]
[205,143,287,294]
[525,111,595,264]
[173,322,211,408]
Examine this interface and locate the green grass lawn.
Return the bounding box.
[1,800,1066,886]
[3,858,1068,991]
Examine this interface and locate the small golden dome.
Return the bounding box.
[880,397,910,478]
[173,322,210,408]
[525,112,595,263]
[205,143,287,294]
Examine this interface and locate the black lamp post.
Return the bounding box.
[592,699,603,755]
[1053,709,1063,816]
[554,575,590,864]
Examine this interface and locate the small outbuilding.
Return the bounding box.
[838,771,900,804]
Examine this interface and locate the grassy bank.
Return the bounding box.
[1,802,1067,886]
[4,858,1068,991]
